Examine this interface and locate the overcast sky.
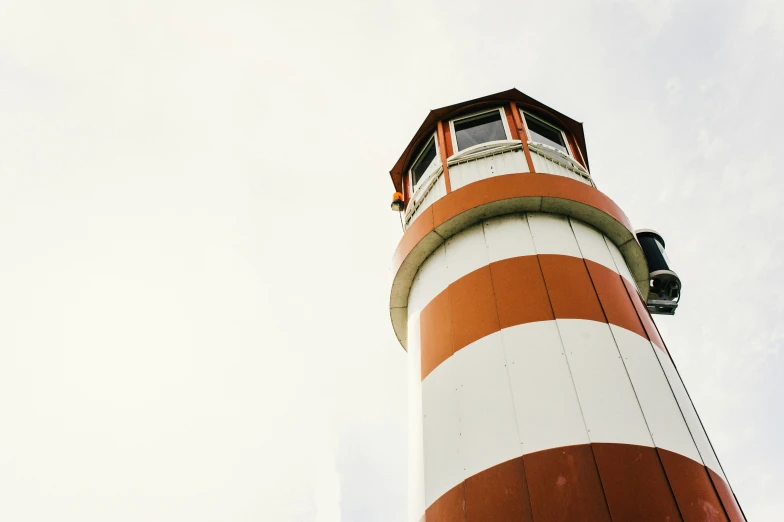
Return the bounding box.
[0,0,781,520]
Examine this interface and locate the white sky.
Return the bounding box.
[0,0,781,520]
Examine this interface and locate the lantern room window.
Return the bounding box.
[523,112,570,157]
[451,108,510,152]
[410,134,439,189]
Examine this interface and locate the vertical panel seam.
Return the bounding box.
[617,272,735,519]
[619,276,709,464]
[483,215,538,520]
[648,317,745,520]
[563,217,676,521]
[602,234,635,290]
[570,218,685,521]
[530,215,612,518]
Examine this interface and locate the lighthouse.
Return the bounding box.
[388,89,744,521]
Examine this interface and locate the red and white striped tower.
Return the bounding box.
[388,89,745,522]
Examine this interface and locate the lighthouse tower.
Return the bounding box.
[388,89,744,522]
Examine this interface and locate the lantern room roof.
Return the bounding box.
[389,88,589,192]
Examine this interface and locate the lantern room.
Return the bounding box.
[389,88,682,316]
[390,88,593,229]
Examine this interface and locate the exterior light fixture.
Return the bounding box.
[636,229,681,315]
[391,192,404,212]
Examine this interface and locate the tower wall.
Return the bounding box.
[388,90,744,521]
[405,212,743,522]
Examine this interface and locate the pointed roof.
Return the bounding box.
[389,88,589,191]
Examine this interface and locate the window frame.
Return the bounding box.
[408,133,440,195]
[449,107,513,154]
[520,110,574,159]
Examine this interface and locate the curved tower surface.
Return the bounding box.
[388,89,744,522]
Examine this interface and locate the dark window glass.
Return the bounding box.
[454,111,507,151]
[411,138,438,186]
[637,234,670,273]
[525,115,568,155]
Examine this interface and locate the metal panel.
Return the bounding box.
[452,333,521,480]
[488,148,527,176]
[658,449,731,522]
[449,150,527,191]
[524,445,612,522]
[490,256,554,329]
[530,152,591,185]
[464,458,534,522]
[409,215,628,316]
[424,482,466,522]
[557,319,653,447]
[654,348,727,479]
[604,236,637,287]
[444,223,488,285]
[591,443,682,521]
[708,467,746,522]
[447,266,500,353]
[538,255,606,322]
[417,175,446,216]
[585,260,647,339]
[570,218,617,273]
[420,290,455,380]
[527,212,582,258]
[503,321,590,454]
[422,355,462,507]
[482,214,536,263]
[408,244,448,316]
[610,325,703,463]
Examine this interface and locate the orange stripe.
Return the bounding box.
[392,174,634,277]
[419,254,663,380]
[426,481,466,522]
[430,174,632,231]
[464,457,533,521]
[424,444,740,522]
[585,259,647,339]
[592,443,682,520]
[524,444,611,521]
[420,290,455,381]
[448,266,500,356]
[658,448,732,521]
[707,468,746,522]
[489,256,553,329]
[538,254,606,323]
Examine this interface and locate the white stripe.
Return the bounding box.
[557,319,653,447]
[407,243,447,316]
[504,321,590,454]
[528,212,583,258]
[570,218,618,274]
[444,222,488,286]
[482,214,536,263]
[407,212,632,316]
[421,353,462,507]
[452,333,522,480]
[610,325,703,463]
[654,347,728,481]
[604,235,637,288]
[418,320,718,510]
